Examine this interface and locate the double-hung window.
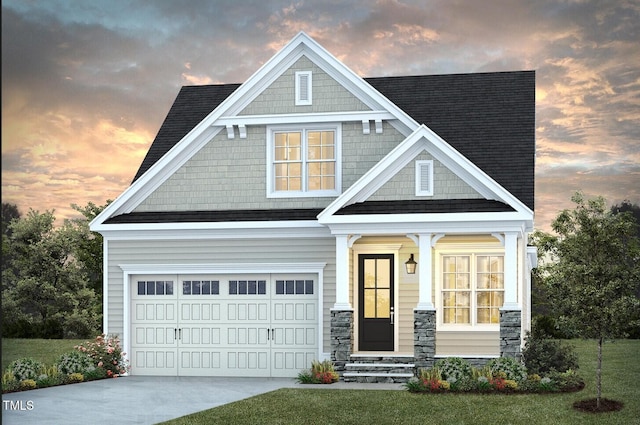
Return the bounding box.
[267,124,341,197]
[441,254,504,326]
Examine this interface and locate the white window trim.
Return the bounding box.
[295,71,312,106]
[266,123,342,198]
[415,160,434,196]
[435,249,505,331]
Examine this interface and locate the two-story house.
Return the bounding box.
[90,32,536,381]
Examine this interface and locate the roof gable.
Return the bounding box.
[91,32,534,230]
[317,125,533,224]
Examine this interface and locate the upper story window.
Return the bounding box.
[295,71,312,105]
[267,124,341,197]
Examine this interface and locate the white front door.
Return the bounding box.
[130,274,317,377]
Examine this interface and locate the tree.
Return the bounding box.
[533,192,640,410]
[68,201,111,303]
[1,207,102,338]
[611,200,640,238]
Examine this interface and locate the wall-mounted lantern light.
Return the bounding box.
[405,254,417,274]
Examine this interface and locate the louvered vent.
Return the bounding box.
[295,71,312,105]
[415,160,434,196]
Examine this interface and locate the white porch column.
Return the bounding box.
[416,233,435,310]
[502,232,520,310]
[333,234,352,310]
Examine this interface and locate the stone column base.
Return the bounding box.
[413,309,436,370]
[330,310,353,373]
[500,309,522,360]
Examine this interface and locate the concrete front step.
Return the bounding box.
[343,356,416,383]
[342,371,414,383]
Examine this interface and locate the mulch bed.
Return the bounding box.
[573,398,624,413]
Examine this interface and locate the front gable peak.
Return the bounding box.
[318,124,533,223]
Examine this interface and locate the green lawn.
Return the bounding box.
[2,338,86,371]
[160,339,640,425]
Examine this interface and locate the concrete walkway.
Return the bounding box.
[2,376,404,424]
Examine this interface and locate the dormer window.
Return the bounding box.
[415,160,434,196]
[267,124,341,198]
[295,71,312,105]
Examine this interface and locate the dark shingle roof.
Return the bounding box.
[336,199,515,215]
[128,71,535,223]
[104,208,324,224]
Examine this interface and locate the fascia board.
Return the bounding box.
[324,217,530,235]
[96,221,332,241]
[321,211,532,225]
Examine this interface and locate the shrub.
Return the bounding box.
[75,334,129,377]
[19,379,37,390]
[549,369,585,392]
[521,331,579,375]
[66,373,84,383]
[486,357,528,382]
[8,358,45,381]
[57,351,96,375]
[296,360,339,384]
[434,357,472,382]
[2,371,19,393]
[35,366,64,388]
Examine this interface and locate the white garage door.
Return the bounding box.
[130,273,318,377]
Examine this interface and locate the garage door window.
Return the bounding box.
[137,280,174,295]
[229,280,267,295]
[183,280,219,295]
[275,279,314,295]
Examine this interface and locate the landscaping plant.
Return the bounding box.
[296,359,339,384]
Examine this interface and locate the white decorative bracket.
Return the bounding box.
[238,124,247,139]
[362,120,370,135]
[431,233,445,247]
[375,119,383,134]
[348,234,362,248]
[491,232,505,246]
[226,125,235,139]
[406,234,419,246]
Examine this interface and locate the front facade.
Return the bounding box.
[91,32,536,380]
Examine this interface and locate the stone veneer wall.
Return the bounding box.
[500,310,522,360]
[330,310,353,373]
[413,310,436,370]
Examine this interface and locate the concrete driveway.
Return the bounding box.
[2,376,404,424]
[1,376,300,424]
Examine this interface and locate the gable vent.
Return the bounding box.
[295,71,312,105]
[415,160,434,196]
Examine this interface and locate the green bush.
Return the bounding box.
[56,351,96,375]
[8,358,45,381]
[521,331,579,375]
[434,357,472,382]
[486,357,528,382]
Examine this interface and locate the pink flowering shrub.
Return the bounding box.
[75,334,130,377]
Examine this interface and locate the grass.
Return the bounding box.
[2,338,86,371]
[159,339,640,425]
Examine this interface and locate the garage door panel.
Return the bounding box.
[131,274,318,377]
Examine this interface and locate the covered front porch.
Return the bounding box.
[329,232,529,382]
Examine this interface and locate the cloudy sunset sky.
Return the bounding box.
[2,0,639,231]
